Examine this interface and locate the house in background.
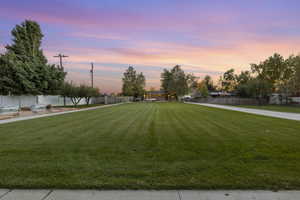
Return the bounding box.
[145,90,165,101]
[269,93,300,104]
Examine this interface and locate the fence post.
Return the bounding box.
[105,96,108,105]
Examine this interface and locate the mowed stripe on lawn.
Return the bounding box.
[0,102,300,189]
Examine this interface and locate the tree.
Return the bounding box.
[61,82,82,106]
[285,55,300,97]
[122,66,136,97]
[80,85,100,105]
[197,81,209,97]
[247,78,272,104]
[235,70,253,97]
[235,71,251,85]
[251,53,295,104]
[61,83,100,106]
[293,56,300,96]
[0,53,37,95]
[161,69,173,99]
[187,74,198,93]
[170,65,189,99]
[203,75,216,91]
[160,65,192,100]
[220,68,236,92]
[122,66,145,98]
[0,20,66,95]
[135,72,146,98]
[5,20,47,64]
[251,53,287,90]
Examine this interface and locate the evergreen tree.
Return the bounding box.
[5,20,47,64]
[0,20,66,95]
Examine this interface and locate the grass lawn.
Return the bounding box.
[236,104,300,114]
[0,102,300,189]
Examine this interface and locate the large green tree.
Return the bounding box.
[286,55,300,96]
[251,53,290,91]
[220,68,236,92]
[250,53,295,103]
[235,71,252,85]
[122,66,145,98]
[236,78,272,100]
[0,20,66,95]
[161,65,192,100]
[293,56,300,96]
[160,69,172,99]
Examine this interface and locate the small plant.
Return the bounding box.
[21,107,31,111]
[46,104,52,110]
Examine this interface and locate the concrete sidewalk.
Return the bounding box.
[1,189,300,200]
[187,102,300,121]
[0,103,126,125]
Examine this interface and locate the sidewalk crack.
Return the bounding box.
[41,190,53,200]
[177,190,182,200]
[0,190,12,199]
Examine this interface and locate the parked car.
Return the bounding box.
[145,98,157,102]
[182,95,192,102]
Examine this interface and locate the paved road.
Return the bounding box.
[187,102,300,121]
[1,189,300,200]
[0,103,126,125]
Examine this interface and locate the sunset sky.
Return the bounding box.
[1,0,300,93]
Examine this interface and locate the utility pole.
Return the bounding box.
[90,62,94,88]
[54,53,68,106]
[54,53,68,68]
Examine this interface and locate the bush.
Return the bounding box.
[21,107,31,111]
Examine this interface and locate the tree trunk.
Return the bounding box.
[85,97,91,105]
[71,97,82,106]
[70,97,76,106]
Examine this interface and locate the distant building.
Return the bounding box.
[269,93,300,104]
[191,89,234,98]
[209,91,234,97]
[145,90,165,101]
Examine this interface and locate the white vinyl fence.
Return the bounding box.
[0,95,37,107]
[290,97,300,104]
[92,96,133,105]
[37,95,85,106]
[0,95,133,108]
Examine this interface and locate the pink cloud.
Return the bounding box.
[45,35,300,78]
[71,32,127,41]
